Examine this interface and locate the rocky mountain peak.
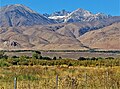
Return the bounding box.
[46,8,110,23]
[69,8,92,17]
[0,4,55,27]
[74,8,91,13]
[1,4,37,14]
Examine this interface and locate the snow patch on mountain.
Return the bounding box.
[48,16,66,19]
[47,8,111,23]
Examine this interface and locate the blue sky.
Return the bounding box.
[0,0,120,16]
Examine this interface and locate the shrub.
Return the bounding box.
[0,61,11,67]
[11,56,19,58]
[53,56,57,60]
[105,57,114,59]
[0,52,4,59]
[68,62,73,66]
[32,52,41,59]
[91,57,97,60]
[78,57,86,60]
[59,56,62,59]
[34,51,41,54]
[0,52,8,59]
[7,58,20,65]
[42,57,52,60]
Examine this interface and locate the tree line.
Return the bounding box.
[0,51,119,67]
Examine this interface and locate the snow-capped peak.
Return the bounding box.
[44,8,111,23]
[69,8,93,17]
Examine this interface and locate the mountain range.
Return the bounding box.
[46,8,111,23]
[0,4,120,50]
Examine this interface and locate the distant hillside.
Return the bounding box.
[56,16,120,38]
[78,22,120,50]
[0,26,87,50]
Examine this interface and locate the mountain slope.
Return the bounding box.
[56,16,120,38]
[78,22,120,50]
[0,4,55,27]
[0,26,88,50]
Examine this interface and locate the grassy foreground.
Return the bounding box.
[0,51,120,89]
[0,65,120,89]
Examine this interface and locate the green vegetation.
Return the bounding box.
[0,51,120,67]
[0,51,120,89]
[0,56,120,67]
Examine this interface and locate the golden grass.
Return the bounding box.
[0,65,120,89]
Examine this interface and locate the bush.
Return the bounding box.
[105,57,114,59]
[59,56,62,59]
[78,57,86,60]
[0,52,8,59]
[91,57,98,60]
[0,52,4,59]
[42,57,52,60]
[0,61,11,67]
[68,62,73,66]
[11,56,19,58]
[32,52,41,59]
[34,51,41,54]
[53,56,57,60]
[7,58,20,65]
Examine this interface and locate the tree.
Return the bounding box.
[42,57,52,60]
[0,52,8,59]
[78,57,86,60]
[59,56,62,59]
[53,56,57,60]
[68,62,73,66]
[32,52,39,59]
[0,52,4,59]
[32,51,41,59]
[34,51,41,55]
[91,57,97,60]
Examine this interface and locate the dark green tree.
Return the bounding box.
[53,56,57,60]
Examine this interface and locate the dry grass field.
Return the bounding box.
[0,51,120,89]
[0,65,120,89]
